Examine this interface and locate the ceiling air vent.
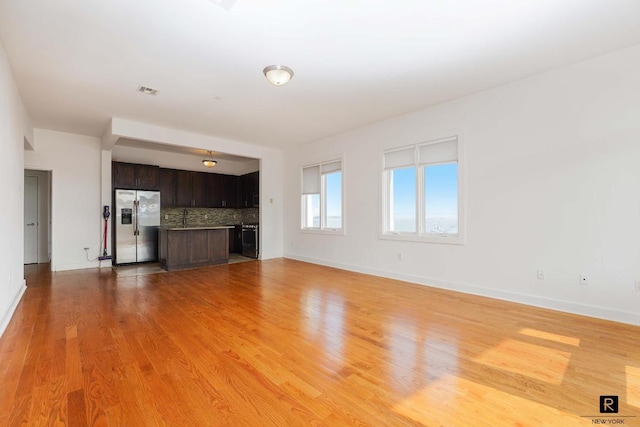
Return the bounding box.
[137,86,159,95]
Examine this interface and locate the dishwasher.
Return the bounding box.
[241,223,259,259]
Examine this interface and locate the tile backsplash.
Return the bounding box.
[161,207,259,226]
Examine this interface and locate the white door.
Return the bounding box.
[24,175,38,264]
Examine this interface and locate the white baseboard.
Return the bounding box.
[0,280,27,339]
[284,253,640,327]
[53,261,100,272]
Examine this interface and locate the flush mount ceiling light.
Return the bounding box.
[202,151,217,168]
[263,65,294,86]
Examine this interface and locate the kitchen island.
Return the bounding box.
[158,225,233,271]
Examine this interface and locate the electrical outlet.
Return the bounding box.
[537,270,545,280]
[580,274,589,285]
[204,214,208,220]
[635,280,640,292]
[397,253,402,261]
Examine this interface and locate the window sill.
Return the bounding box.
[379,232,464,245]
[301,228,345,236]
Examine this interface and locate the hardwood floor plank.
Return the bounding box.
[2,260,638,426]
[65,334,83,393]
[5,394,33,427]
[26,375,67,426]
[0,324,35,415]
[67,389,88,427]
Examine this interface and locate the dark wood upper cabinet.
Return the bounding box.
[112,162,159,190]
[208,173,224,208]
[115,162,257,210]
[175,170,193,207]
[205,174,238,208]
[240,171,259,208]
[158,168,177,208]
[222,175,240,208]
[112,162,136,189]
[251,171,259,207]
[136,164,159,190]
[191,172,209,208]
[240,174,248,208]
[174,171,213,208]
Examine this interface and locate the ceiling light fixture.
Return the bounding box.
[263,65,294,86]
[202,151,217,168]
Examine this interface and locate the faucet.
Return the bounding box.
[182,209,188,226]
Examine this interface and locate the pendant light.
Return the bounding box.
[202,151,217,168]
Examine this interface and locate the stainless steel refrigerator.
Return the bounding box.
[114,189,160,265]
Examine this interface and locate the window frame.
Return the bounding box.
[301,158,345,235]
[380,135,465,245]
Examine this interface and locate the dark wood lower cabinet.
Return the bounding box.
[159,228,229,271]
[229,225,242,254]
[189,229,211,264]
[163,230,189,267]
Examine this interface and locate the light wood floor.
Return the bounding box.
[2,259,639,426]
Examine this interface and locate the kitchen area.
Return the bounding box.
[111,143,260,272]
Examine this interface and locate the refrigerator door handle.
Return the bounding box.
[134,200,139,236]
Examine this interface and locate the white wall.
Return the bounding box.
[25,130,104,271]
[0,40,29,336]
[283,44,640,325]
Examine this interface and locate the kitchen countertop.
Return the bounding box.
[160,225,235,231]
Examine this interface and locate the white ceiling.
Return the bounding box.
[1,0,640,149]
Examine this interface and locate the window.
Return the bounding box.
[302,159,343,233]
[382,136,462,243]
[390,167,416,232]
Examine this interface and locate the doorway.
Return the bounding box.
[24,170,52,265]
[24,175,38,264]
